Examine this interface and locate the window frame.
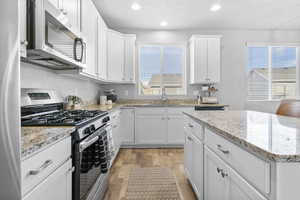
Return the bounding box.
[246,43,300,101]
[137,43,187,97]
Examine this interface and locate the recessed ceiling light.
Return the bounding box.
[210,3,221,12]
[131,3,141,10]
[160,21,168,27]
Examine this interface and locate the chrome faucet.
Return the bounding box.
[161,87,168,102]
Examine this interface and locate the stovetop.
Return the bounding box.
[21,110,108,127]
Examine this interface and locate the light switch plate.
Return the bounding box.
[193,90,199,96]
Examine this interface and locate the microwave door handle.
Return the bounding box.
[74,38,83,62]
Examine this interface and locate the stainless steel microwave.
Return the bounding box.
[25,0,86,70]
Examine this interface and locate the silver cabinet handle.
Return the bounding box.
[216,167,228,178]
[29,160,53,175]
[60,9,67,15]
[217,144,230,154]
[221,171,228,178]
[188,123,194,128]
[20,40,28,46]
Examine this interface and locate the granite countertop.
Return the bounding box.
[21,126,75,160]
[83,101,228,112]
[183,110,300,162]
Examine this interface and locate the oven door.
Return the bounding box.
[76,128,109,200]
[27,0,86,69]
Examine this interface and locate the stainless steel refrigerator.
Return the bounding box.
[0,0,21,199]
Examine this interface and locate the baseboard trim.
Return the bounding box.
[121,144,184,149]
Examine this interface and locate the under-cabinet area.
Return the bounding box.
[2,0,300,200]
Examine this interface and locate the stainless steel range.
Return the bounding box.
[21,88,113,200]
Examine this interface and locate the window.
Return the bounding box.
[247,45,298,100]
[138,45,186,95]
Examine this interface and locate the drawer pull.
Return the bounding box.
[221,171,228,178]
[217,144,230,154]
[29,160,53,175]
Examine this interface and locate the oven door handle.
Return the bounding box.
[79,136,99,152]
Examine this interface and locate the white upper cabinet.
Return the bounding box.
[107,29,124,82]
[81,0,98,77]
[97,15,108,80]
[20,0,27,57]
[61,0,81,33]
[123,34,136,82]
[190,35,222,84]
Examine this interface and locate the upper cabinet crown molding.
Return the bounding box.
[189,35,222,84]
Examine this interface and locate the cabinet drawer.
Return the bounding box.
[135,108,166,115]
[167,107,193,115]
[205,128,270,195]
[184,116,204,141]
[22,137,71,196]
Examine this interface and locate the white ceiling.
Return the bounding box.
[93,0,300,30]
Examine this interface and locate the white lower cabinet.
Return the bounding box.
[23,159,72,200]
[120,108,135,145]
[204,147,267,200]
[110,110,122,159]
[227,167,267,200]
[184,128,204,199]
[167,114,185,144]
[204,146,229,200]
[184,115,268,200]
[135,108,191,146]
[184,129,193,178]
[135,113,167,144]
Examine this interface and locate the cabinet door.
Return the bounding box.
[120,109,135,145]
[81,0,98,76]
[204,146,228,200]
[23,160,72,200]
[167,114,184,144]
[227,166,267,200]
[184,129,193,179]
[61,0,80,33]
[107,30,124,81]
[135,114,166,144]
[48,0,60,9]
[123,35,136,82]
[207,38,221,83]
[97,15,107,80]
[192,136,204,200]
[195,38,208,83]
[20,0,27,57]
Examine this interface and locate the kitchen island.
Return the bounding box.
[183,110,300,200]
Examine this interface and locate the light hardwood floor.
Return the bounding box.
[103,148,197,200]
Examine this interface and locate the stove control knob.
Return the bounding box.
[90,125,95,132]
[102,116,110,123]
[84,128,90,135]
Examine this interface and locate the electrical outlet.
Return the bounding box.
[124,90,129,96]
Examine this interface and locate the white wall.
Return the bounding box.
[105,29,300,111]
[21,62,103,104]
